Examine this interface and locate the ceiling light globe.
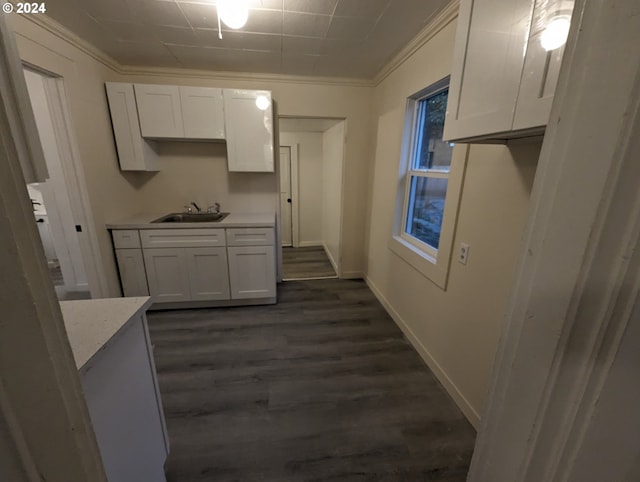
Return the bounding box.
[218,0,249,29]
[540,17,571,51]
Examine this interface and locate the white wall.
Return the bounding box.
[129,141,277,215]
[365,18,539,425]
[322,122,345,273]
[280,131,323,246]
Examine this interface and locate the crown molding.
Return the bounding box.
[117,64,374,88]
[372,0,459,87]
[19,14,120,73]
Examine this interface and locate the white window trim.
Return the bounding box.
[389,77,469,290]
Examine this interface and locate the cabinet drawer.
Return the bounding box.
[226,228,274,246]
[140,229,225,248]
[112,230,141,249]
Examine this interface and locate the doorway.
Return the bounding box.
[279,145,295,247]
[22,67,96,300]
[278,117,345,280]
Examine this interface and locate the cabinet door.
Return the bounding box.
[180,87,225,140]
[444,0,533,141]
[227,245,276,299]
[105,83,159,171]
[186,247,230,300]
[116,249,149,297]
[513,0,570,130]
[134,84,184,138]
[143,248,190,302]
[223,89,274,172]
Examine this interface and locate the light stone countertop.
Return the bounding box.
[106,212,275,230]
[60,297,152,370]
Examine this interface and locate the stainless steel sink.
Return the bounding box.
[151,212,229,223]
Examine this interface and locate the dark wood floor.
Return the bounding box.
[50,264,63,286]
[282,246,337,280]
[147,279,476,481]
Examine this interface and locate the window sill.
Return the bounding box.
[389,235,448,289]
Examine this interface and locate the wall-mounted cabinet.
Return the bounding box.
[134,84,225,141]
[223,89,275,172]
[105,83,273,172]
[134,84,184,138]
[105,82,159,171]
[180,87,225,139]
[444,0,574,142]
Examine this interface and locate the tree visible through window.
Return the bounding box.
[403,86,453,252]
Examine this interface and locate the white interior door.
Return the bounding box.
[279,146,293,247]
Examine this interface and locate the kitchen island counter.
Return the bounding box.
[60,296,169,482]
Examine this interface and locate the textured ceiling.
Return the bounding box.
[36,0,451,79]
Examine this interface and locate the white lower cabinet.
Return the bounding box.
[228,245,276,299]
[186,247,230,301]
[115,249,149,297]
[143,248,191,303]
[112,227,276,305]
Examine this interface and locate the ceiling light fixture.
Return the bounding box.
[540,16,571,51]
[217,0,249,30]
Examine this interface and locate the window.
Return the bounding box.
[390,77,468,289]
[403,88,452,253]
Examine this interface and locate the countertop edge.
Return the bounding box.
[61,296,152,370]
[106,212,276,230]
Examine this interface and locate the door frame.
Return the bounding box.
[0,13,107,480]
[278,143,300,248]
[23,64,108,298]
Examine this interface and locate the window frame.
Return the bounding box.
[389,76,469,290]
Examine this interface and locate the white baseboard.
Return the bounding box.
[365,275,481,429]
[322,242,339,274]
[298,241,324,247]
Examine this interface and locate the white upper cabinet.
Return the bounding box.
[444,0,574,142]
[134,84,184,139]
[513,0,571,130]
[180,87,225,140]
[105,83,158,171]
[134,84,225,141]
[106,82,274,172]
[223,89,274,172]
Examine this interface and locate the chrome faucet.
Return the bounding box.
[207,202,221,214]
[189,201,201,213]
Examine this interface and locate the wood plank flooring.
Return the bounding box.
[282,246,337,280]
[147,279,476,481]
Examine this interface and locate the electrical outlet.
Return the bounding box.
[458,243,470,265]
